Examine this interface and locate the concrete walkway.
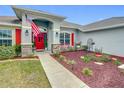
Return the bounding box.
[37,53,89,88]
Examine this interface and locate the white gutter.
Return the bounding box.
[82,23,124,32]
[0,22,21,27]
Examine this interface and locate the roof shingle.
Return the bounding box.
[82,17,124,32]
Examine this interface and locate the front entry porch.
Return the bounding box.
[12,6,65,57]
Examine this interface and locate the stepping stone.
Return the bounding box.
[112,57,117,61]
[94,62,104,65]
[118,64,124,73]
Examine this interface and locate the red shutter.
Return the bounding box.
[15,28,21,45]
[71,33,74,46]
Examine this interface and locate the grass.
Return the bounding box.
[0,60,51,88]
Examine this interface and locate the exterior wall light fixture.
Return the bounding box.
[25,30,29,36]
[56,32,58,37]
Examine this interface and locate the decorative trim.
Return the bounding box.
[21,43,32,45]
[22,25,31,29]
[0,22,21,27]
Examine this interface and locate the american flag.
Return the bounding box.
[27,19,40,36]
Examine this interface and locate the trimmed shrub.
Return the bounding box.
[113,60,122,66]
[13,45,21,56]
[0,46,15,60]
[81,53,111,63]
[80,55,91,63]
[98,55,111,62]
[68,46,75,52]
[67,60,76,70]
[88,54,98,61]
[59,55,65,62]
[52,50,60,57]
[91,54,111,62]
[81,67,93,76]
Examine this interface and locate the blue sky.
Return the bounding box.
[1,5,124,25]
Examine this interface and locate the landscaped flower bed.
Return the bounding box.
[52,50,124,88]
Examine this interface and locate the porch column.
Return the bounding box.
[52,22,61,44]
[21,13,32,57]
[51,22,61,52]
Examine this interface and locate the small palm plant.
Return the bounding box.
[59,55,65,62]
[114,60,122,66]
[52,50,60,57]
[67,60,76,70]
[80,55,91,63]
[81,67,93,76]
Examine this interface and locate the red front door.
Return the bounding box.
[15,28,21,45]
[35,33,45,50]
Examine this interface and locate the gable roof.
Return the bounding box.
[82,17,124,32]
[0,16,20,24]
[0,16,21,27]
[61,21,82,30]
[12,6,66,21]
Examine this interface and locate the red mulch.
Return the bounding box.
[52,51,124,88]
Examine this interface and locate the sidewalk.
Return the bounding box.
[37,53,89,88]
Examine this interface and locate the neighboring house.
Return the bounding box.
[0,6,124,57]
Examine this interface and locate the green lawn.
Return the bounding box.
[0,60,51,88]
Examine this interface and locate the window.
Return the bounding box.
[65,33,70,45]
[60,33,64,45]
[0,31,2,38]
[0,30,12,46]
[60,32,70,45]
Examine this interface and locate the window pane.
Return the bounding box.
[3,40,7,46]
[8,40,12,46]
[60,33,64,38]
[0,39,2,46]
[65,33,70,38]
[0,30,12,38]
[60,32,71,45]
[60,33,64,45]
[65,40,70,45]
[7,30,12,38]
[65,33,70,45]
[60,40,64,45]
[3,30,7,38]
[0,30,3,38]
[0,30,12,46]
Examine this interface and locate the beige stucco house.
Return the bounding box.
[0,6,124,57]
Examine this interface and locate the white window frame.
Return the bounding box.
[60,31,71,46]
[0,29,12,46]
